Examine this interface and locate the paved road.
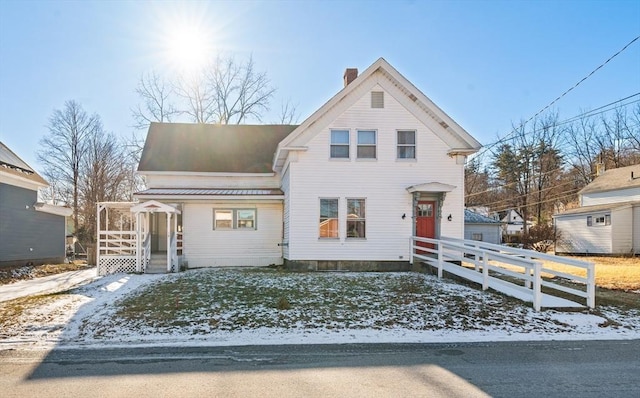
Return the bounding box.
[0,268,97,302]
[1,340,638,397]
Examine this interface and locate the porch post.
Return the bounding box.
[96,204,101,271]
[173,211,178,270]
[166,212,171,273]
[135,211,141,273]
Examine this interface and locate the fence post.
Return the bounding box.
[532,261,542,311]
[437,242,443,279]
[525,256,532,289]
[586,262,595,308]
[482,251,489,290]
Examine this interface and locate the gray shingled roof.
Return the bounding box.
[138,123,298,173]
[0,141,48,186]
[464,209,501,224]
[579,164,640,195]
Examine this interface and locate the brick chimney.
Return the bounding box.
[343,68,358,87]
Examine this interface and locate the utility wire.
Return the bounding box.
[474,35,640,159]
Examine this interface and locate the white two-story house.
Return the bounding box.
[97,58,481,274]
[554,164,640,255]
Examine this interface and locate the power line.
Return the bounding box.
[474,35,640,159]
[474,94,640,161]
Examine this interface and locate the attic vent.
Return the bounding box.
[439,121,449,129]
[371,91,384,108]
[408,93,417,102]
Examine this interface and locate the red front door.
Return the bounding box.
[416,201,436,253]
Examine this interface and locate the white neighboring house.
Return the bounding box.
[554,164,640,255]
[464,209,502,244]
[98,58,481,274]
[500,209,533,236]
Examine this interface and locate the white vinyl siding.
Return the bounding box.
[633,205,640,254]
[281,166,291,259]
[581,187,640,206]
[183,202,283,267]
[611,207,633,254]
[556,214,612,254]
[144,173,281,189]
[286,82,464,262]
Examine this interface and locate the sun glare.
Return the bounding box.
[165,25,212,74]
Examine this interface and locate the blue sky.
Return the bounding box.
[1,0,639,170]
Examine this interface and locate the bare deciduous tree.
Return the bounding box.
[131,70,179,130]
[38,100,101,232]
[275,98,300,124]
[78,131,133,244]
[133,53,277,126]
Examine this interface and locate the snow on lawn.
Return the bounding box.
[1,268,638,350]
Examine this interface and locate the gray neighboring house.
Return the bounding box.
[464,209,502,244]
[554,164,640,255]
[0,142,72,267]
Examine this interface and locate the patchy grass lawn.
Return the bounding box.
[71,268,640,342]
[107,270,531,335]
[0,261,90,285]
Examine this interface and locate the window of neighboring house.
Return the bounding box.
[330,130,350,158]
[593,214,611,226]
[347,198,366,238]
[319,198,339,238]
[587,216,592,226]
[397,130,416,159]
[472,233,483,241]
[371,91,384,108]
[214,209,257,230]
[357,130,376,159]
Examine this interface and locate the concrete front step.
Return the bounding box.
[146,265,168,274]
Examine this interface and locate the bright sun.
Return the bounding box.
[165,25,212,74]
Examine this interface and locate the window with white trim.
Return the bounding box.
[471,233,483,241]
[587,214,611,227]
[330,130,350,158]
[347,198,366,238]
[319,198,339,238]
[397,130,416,159]
[357,130,376,159]
[213,209,257,230]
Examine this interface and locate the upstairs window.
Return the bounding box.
[357,130,376,159]
[319,198,339,238]
[347,198,366,238]
[330,130,350,158]
[397,130,416,159]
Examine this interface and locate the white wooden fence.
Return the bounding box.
[411,236,595,311]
